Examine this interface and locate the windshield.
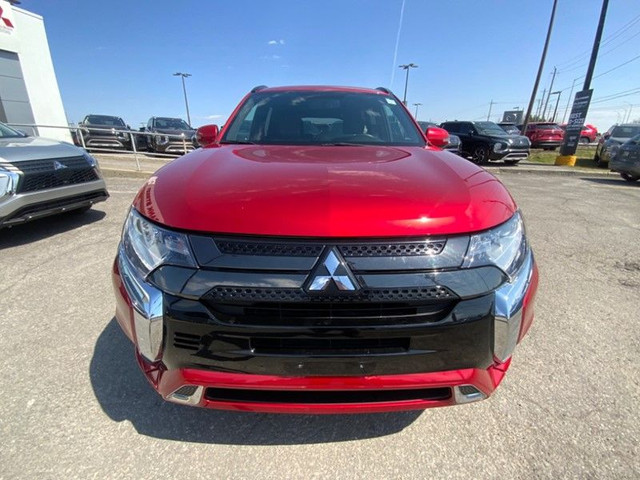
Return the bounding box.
[611,125,640,138]
[0,123,26,138]
[154,118,191,130]
[86,115,126,127]
[475,121,509,136]
[221,90,425,146]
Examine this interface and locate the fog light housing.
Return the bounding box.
[168,385,204,405]
[454,385,486,404]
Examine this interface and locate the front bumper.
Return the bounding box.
[111,241,538,413]
[0,180,109,228]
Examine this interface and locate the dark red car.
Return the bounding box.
[559,123,598,144]
[523,122,565,150]
[112,85,538,414]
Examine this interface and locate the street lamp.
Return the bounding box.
[399,63,418,105]
[413,103,422,119]
[173,72,192,126]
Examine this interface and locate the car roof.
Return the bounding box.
[257,85,390,95]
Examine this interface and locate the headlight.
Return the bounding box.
[0,168,19,198]
[122,209,195,279]
[82,151,98,168]
[157,135,169,145]
[462,212,527,279]
[493,142,507,152]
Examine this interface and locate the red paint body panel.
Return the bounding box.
[133,145,516,237]
[518,260,539,342]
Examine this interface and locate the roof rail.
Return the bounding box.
[251,85,268,93]
[376,87,392,94]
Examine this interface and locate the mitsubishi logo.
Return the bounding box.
[53,161,67,171]
[305,247,359,292]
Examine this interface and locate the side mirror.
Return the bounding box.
[425,127,450,148]
[196,124,220,147]
[603,133,611,140]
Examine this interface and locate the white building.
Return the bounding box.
[0,1,70,141]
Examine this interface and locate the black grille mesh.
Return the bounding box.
[206,286,454,303]
[339,242,445,257]
[215,241,323,257]
[8,156,99,194]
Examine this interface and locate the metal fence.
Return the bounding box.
[6,122,197,171]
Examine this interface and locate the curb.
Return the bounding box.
[486,166,616,177]
[101,168,152,179]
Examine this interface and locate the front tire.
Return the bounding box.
[579,137,590,144]
[621,172,639,182]
[504,160,520,165]
[472,145,490,165]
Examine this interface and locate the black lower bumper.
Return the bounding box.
[161,293,495,377]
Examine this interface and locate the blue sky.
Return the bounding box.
[26,0,640,131]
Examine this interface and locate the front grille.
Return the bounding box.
[204,387,452,404]
[251,337,410,355]
[7,157,99,193]
[216,240,323,257]
[203,287,456,327]
[339,242,445,257]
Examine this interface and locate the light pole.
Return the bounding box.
[413,103,422,118]
[399,63,418,105]
[173,72,192,126]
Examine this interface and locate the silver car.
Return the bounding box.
[0,123,108,228]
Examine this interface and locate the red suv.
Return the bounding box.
[559,123,598,144]
[523,122,565,150]
[112,85,538,414]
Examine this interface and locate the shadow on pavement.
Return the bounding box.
[0,209,106,249]
[90,319,422,445]
[580,177,640,187]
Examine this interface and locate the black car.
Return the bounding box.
[609,134,640,182]
[594,124,640,167]
[145,117,197,154]
[418,121,461,154]
[440,121,530,164]
[77,114,133,151]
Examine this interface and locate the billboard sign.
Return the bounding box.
[560,89,593,156]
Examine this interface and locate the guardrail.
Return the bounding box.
[7,122,198,171]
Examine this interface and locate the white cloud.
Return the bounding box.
[268,39,285,45]
[260,54,281,61]
[206,114,223,119]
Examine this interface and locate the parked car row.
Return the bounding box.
[72,114,197,154]
[497,122,599,149]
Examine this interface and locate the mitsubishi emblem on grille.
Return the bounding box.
[306,247,360,292]
[53,161,67,170]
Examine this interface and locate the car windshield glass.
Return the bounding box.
[611,125,640,138]
[221,90,425,146]
[0,123,25,138]
[155,118,190,129]
[475,121,508,136]
[86,115,125,126]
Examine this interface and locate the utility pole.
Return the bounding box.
[562,77,579,123]
[551,91,562,122]
[522,0,558,133]
[399,63,418,105]
[557,0,609,164]
[536,88,547,118]
[542,66,558,121]
[486,100,494,121]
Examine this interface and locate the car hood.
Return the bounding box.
[0,136,83,162]
[133,145,517,237]
[608,136,632,145]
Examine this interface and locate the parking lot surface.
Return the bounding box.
[1,173,638,479]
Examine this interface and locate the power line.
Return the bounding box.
[553,54,640,94]
[556,12,640,69]
[591,88,640,104]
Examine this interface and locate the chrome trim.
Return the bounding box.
[454,385,486,404]
[167,385,205,405]
[493,249,534,362]
[306,247,359,292]
[118,247,164,361]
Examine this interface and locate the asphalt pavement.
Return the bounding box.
[0,172,638,479]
